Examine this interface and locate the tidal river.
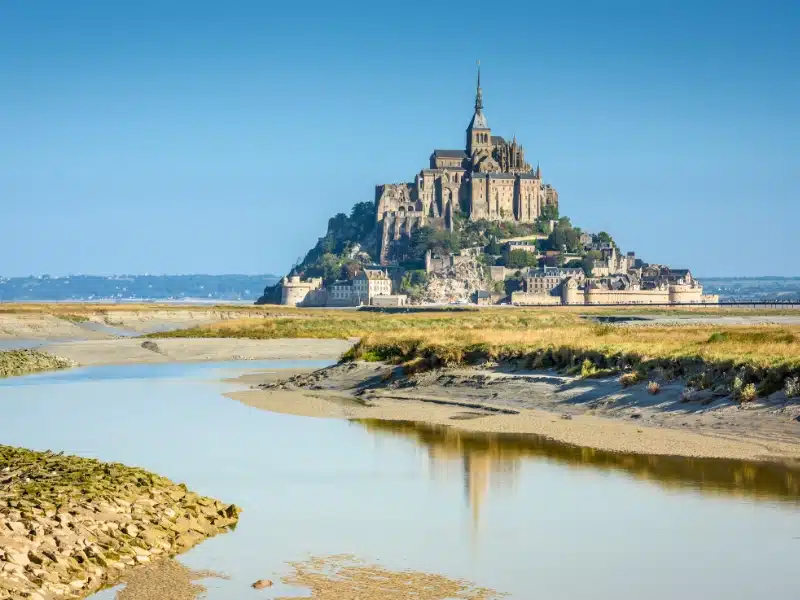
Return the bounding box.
[1,360,798,599]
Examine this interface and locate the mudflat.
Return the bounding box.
[40,338,354,366]
[228,361,800,462]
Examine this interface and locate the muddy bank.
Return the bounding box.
[40,338,353,367]
[0,446,239,600]
[0,350,75,379]
[0,307,283,341]
[229,362,800,462]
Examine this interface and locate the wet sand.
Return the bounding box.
[112,560,226,600]
[0,307,274,340]
[228,362,800,462]
[40,338,354,366]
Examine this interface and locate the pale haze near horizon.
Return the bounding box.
[1,1,798,278]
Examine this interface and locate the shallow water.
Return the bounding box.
[0,338,45,350]
[1,360,798,599]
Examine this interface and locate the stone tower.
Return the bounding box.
[466,62,491,157]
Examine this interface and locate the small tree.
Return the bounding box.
[580,256,594,276]
[486,236,501,255]
[504,249,538,269]
[595,231,613,245]
[541,204,559,221]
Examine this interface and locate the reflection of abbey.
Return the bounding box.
[376,65,558,263]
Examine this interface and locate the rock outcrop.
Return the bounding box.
[420,257,489,304]
[0,446,240,599]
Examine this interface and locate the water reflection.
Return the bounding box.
[355,419,800,521]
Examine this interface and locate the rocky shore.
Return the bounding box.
[0,350,74,379]
[0,446,240,600]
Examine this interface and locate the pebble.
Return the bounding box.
[252,579,274,589]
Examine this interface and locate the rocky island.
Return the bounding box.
[258,65,717,308]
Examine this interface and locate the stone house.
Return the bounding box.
[505,240,538,254]
[328,280,357,306]
[353,269,392,303]
[525,267,584,295]
[475,290,492,306]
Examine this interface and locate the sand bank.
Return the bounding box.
[40,338,353,367]
[228,362,800,462]
[0,306,282,340]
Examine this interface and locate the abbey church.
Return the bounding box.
[376,65,559,263]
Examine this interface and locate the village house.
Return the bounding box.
[505,240,539,254]
[328,280,356,306]
[525,267,585,295]
[353,268,393,304]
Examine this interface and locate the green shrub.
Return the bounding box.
[739,383,758,402]
[619,372,639,387]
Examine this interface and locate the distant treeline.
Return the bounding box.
[0,274,279,302]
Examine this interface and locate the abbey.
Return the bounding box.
[376,65,559,263]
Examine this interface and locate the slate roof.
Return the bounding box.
[488,173,516,179]
[468,110,489,130]
[432,149,468,159]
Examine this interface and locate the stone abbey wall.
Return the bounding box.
[507,284,717,307]
[668,285,705,304]
[374,67,558,265]
[585,288,671,305]
[510,292,562,305]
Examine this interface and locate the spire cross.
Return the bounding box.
[475,60,483,111]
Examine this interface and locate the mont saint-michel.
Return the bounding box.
[375,65,558,263]
[263,66,714,308]
[3,6,798,600]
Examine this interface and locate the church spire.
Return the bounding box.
[475,60,483,111]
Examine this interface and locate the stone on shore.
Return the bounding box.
[0,445,240,599]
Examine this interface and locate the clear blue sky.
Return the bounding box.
[1,0,798,277]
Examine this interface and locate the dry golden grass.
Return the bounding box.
[156,309,800,370]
